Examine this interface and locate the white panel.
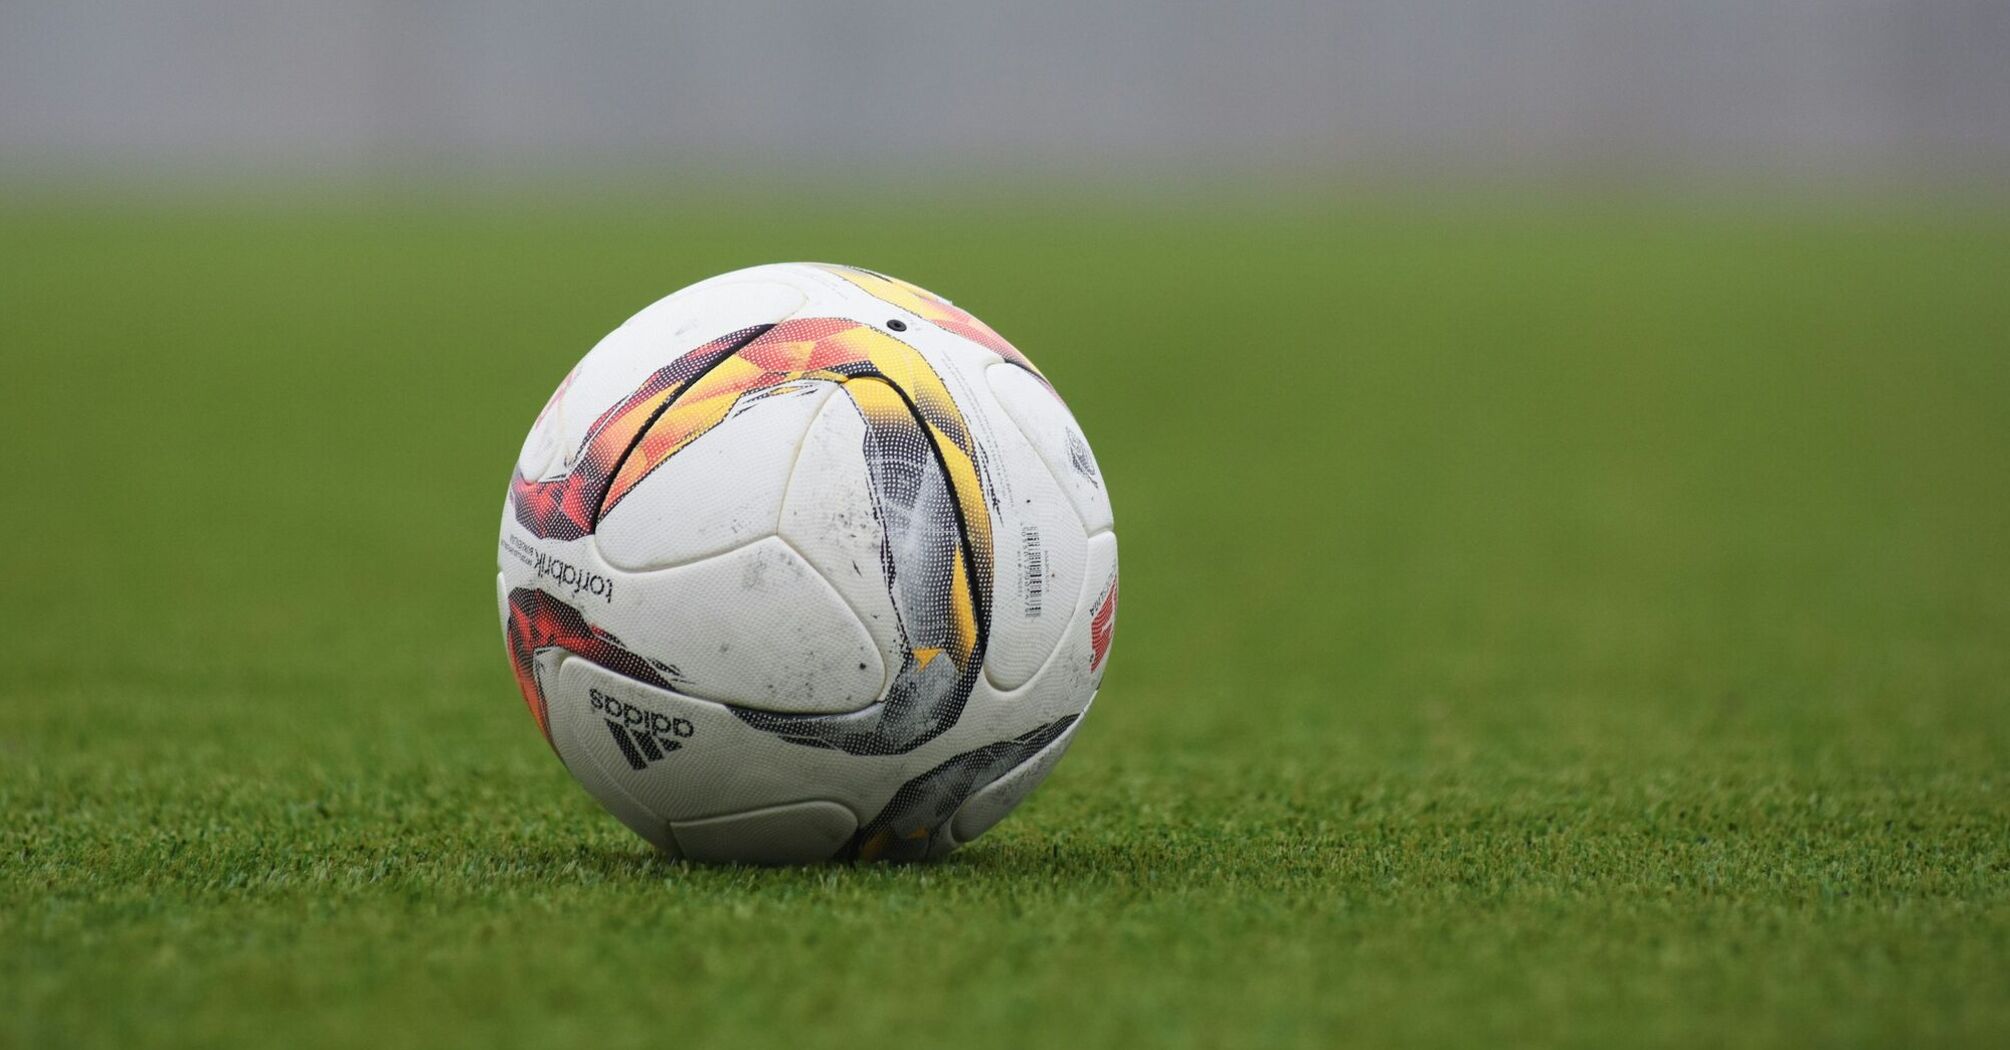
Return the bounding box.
[970,530,1117,732]
[595,381,835,571]
[971,387,1089,692]
[619,536,884,714]
[776,390,906,668]
[545,655,680,856]
[986,362,1115,535]
[670,801,859,865]
[549,656,906,830]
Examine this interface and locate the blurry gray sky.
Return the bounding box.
[4,1,2007,182]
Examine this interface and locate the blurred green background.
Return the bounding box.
[2,191,2006,1047]
[6,3,2010,1045]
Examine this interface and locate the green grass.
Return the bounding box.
[3,191,2007,1048]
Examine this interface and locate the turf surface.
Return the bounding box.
[3,192,2007,1048]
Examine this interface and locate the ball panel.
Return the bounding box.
[618,536,884,715]
[552,655,879,825]
[943,704,1089,852]
[750,372,994,758]
[595,381,835,572]
[960,530,1117,732]
[777,388,905,669]
[851,711,1083,861]
[668,800,858,865]
[543,654,684,855]
[985,362,1114,536]
[964,387,1089,692]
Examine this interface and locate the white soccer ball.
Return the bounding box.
[498,264,1117,862]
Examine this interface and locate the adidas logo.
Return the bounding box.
[589,688,695,771]
[605,719,686,769]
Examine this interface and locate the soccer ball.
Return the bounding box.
[498,264,1117,862]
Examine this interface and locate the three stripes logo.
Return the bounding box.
[589,688,695,771]
[605,720,687,769]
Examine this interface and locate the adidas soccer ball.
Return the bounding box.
[498,264,1117,863]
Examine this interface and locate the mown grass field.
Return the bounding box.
[2,191,2006,1048]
